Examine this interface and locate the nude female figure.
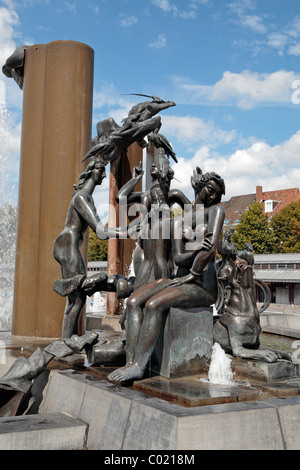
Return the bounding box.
[107,168,226,383]
[53,160,108,337]
[53,159,128,337]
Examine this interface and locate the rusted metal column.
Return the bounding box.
[106,156,122,317]
[12,40,94,338]
[106,143,143,316]
[145,140,156,190]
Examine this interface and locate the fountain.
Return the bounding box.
[0,204,16,331]
[0,43,299,451]
[0,81,17,331]
[87,291,106,317]
[206,342,235,385]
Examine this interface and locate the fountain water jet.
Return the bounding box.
[204,342,235,385]
[0,81,18,331]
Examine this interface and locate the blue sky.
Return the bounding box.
[1,0,300,216]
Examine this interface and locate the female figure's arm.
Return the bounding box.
[170,205,225,287]
[190,205,225,276]
[167,189,192,209]
[73,192,100,233]
[116,163,144,205]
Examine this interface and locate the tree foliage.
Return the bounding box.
[269,199,300,253]
[86,198,300,260]
[231,201,276,254]
[88,226,108,262]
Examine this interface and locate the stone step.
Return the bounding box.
[0,413,87,450]
[40,369,300,450]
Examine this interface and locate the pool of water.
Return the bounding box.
[260,332,297,352]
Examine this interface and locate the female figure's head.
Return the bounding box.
[191,166,225,206]
[74,158,106,190]
[150,149,174,204]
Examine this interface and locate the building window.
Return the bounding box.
[286,264,295,269]
[264,199,280,212]
[264,200,272,212]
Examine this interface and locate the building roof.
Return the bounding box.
[221,186,300,228]
[254,253,300,283]
[254,253,300,263]
[87,261,107,268]
[260,187,300,219]
[221,193,256,227]
[254,269,300,283]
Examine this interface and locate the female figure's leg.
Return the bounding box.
[54,232,87,337]
[108,283,214,383]
[125,278,170,363]
[62,291,86,337]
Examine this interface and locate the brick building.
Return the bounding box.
[221,185,300,229]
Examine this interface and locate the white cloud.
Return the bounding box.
[170,130,300,202]
[287,16,300,39]
[172,70,300,108]
[240,14,266,34]
[118,14,138,27]
[64,2,77,15]
[0,6,22,205]
[0,107,21,204]
[0,7,19,67]
[227,0,267,34]
[88,2,100,15]
[162,115,236,149]
[210,70,298,108]
[149,33,167,50]
[91,181,110,223]
[150,0,206,19]
[265,15,300,57]
[288,43,300,56]
[151,0,172,12]
[92,81,138,127]
[267,32,288,55]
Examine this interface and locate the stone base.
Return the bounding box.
[150,307,213,378]
[0,412,87,450]
[38,369,300,450]
[232,357,300,382]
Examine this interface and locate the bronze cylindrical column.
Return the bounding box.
[12,40,94,338]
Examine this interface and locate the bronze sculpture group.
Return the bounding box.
[0,95,293,400]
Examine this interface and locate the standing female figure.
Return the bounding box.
[53,159,107,337]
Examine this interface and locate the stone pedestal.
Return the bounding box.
[232,357,300,382]
[150,307,213,378]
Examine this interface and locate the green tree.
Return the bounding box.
[231,201,276,254]
[88,226,108,261]
[269,199,300,253]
